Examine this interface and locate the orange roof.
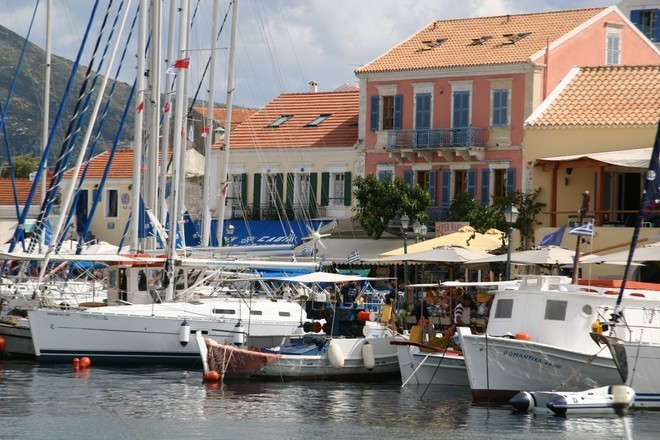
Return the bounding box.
[0,178,43,206]
[527,65,660,127]
[355,8,607,74]
[193,107,257,126]
[62,149,172,180]
[224,90,359,149]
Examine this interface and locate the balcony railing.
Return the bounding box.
[386,128,486,150]
[231,204,320,221]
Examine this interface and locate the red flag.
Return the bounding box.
[201,126,210,137]
[167,56,190,74]
[163,101,170,113]
[221,183,228,197]
[136,101,144,113]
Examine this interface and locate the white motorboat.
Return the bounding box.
[457,275,660,403]
[392,336,467,387]
[509,385,635,415]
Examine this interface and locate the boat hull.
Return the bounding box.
[28,302,304,365]
[395,342,467,386]
[458,327,622,403]
[254,336,399,379]
[0,320,35,359]
[624,342,660,408]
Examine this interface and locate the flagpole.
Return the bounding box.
[571,191,590,283]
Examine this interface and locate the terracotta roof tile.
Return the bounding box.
[0,178,45,206]
[527,65,660,127]
[356,8,607,73]
[62,149,171,180]
[223,90,359,149]
[192,107,257,126]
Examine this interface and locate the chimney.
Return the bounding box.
[309,80,318,93]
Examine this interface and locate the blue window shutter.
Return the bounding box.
[630,10,642,26]
[506,168,516,195]
[370,95,379,131]
[394,94,402,130]
[467,169,476,197]
[429,170,437,205]
[492,89,508,126]
[415,93,431,129]
[403,170,413,186]
[481,168,491,205]
[453,91,469,128]
[441,170,451,208]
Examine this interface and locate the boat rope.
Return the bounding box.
[554,344,607,391]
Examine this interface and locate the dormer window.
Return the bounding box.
[418,38,448,52]
[306,114,331,127]
[268,115,292,128]
[502,32,531,44]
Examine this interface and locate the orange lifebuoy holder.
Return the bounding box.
[357,311,375,322]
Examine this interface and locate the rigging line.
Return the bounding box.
[27,0,115,254]
[4,0,102,269]
[187,0,231,115]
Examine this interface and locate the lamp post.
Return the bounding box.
[400,213,410,287]
[419,223,428,241]
[412,220,421,243]
[225,223,235,246]
[504,205,519,281]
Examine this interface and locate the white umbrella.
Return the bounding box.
[378,245,491,263]
[272,272,384,283]
[471,246,586,266]
[587,241,660,264]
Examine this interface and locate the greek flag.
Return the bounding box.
[301,242,309,257]
[348,249,360,263]
[569,221,594,237]
[287,229,296,244]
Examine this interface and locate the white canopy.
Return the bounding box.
[272,272,384,283]
[534,147,652,169]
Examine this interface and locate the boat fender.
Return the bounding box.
[515,332,531,341]
[233,320,245,346]
[362,341,375,370]
[508,391,536,412]
[327,340,345,369]
[591,321,603,334]
[179,320,191,346]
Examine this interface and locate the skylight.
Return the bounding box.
[502,32,531,45]
[469,36,492,46]
[417,38,448,52]
[268,115,292,128]
[306,114,331,127]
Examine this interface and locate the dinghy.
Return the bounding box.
[508,385,635,416]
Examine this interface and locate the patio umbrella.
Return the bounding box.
[379,226,503,257]
[470,246,585,266]
[587,241,660,264]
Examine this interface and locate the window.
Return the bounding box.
[105,189,118,218]
[494,298,513,319]
[493,169,507,198]
[262,173,278,208]
[268,115,292,128]
[329,173,345,206]
[306,114,331,127]
[278,311,291,317]
[416,170,430,190]
[226,174,243,204]
[377,168,394,183]
[606,28,621,65]
[544,300,567,321]
[294,173,311,207]
[382,96,395,130]
[640,10,658,40]
[492,89,509,126]
[212,309,236,315]
[454,169,468,197]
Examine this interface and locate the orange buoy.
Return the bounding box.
[203,370,221,383]
[79,356,92,368]
[357,311,371,321]
[313,321,323,333]
[0,336,6,352]
[515,332,531,341]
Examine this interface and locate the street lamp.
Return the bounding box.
[400,213,410,287]
[225,223,235,246]
[412,220,421,243]
[419,223,428,241]
[504,205,519,280]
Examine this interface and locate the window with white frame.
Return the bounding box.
[261,173,278,208]
[493,169,507,198]
[454,169,468,197]
[226,174,242,205]
[377,166,394,183]
[294,173,311,207]
[329,173,345,206]
[606,25,622,65]
[105,189,118,218]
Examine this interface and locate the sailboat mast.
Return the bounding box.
[201,0,220,247]
[130,0,148,252]
[159,0,178,226]
[216,0,239,247]
[39,0,52,253]
[165,0,190,302]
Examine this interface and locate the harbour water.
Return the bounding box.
[0,360,656,440]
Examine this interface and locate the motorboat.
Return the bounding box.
[509,385,635,416]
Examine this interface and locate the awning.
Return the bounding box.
[534,147,652,169]
[294,237,404,263]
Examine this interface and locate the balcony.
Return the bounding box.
[232,204,321,221]
[385,128,486,162]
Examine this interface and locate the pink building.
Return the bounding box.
[355,6,659,223]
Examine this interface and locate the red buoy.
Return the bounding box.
[203,370,221,383]
[0,336,6,352]
[79,356,92,368]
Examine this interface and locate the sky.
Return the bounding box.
[0,0,618,109]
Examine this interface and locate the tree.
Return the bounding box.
[449,189,546,249]
[352,175,432,239]
[1,154,40,179]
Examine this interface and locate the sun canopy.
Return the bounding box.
[470,246,592,266]
[586,241,660,264]
[377,245,491,264]
[271,272,385,283]
[379,226,503,257]
[534,147,652,169]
